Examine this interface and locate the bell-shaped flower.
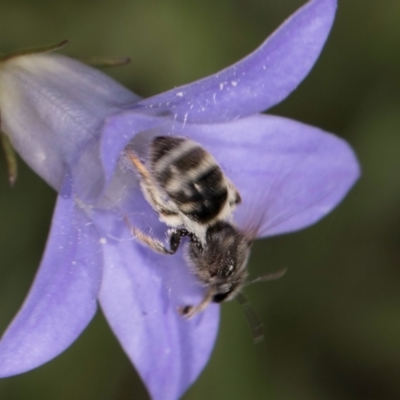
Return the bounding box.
[0,0,359,399]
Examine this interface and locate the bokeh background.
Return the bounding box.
[1,0,400,399]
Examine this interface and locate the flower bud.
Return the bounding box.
[0,51,139,197]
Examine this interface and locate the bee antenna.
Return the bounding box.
[245,267,288,286]
[236,292,264,344]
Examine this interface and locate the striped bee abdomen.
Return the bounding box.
[151,136,229,224]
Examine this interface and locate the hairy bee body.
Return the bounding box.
[134,136,241,243]
[126,136,252,318]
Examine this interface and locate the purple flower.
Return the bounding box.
[0,0,359,399]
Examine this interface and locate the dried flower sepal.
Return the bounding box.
[0,40,69,63]
[0,130,17,186]
[79,56,131,68]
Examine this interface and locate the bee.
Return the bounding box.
[127,136,241,244]
[125,136,284,327]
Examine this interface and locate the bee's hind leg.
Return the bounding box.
[125,150,174,216]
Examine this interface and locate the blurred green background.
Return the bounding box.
[1,0,400,399]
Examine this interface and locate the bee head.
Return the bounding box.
[211,271,247,303]
[186,220,251,304]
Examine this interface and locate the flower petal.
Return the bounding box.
[135,0,337,123]
[100,113,168,196]
[0,174,102,377]
[181,114,360,237]
[97,206,219,400]
[0,53,139,195]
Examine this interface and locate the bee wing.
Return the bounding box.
[233,154,300,240]
[183,114,359,241]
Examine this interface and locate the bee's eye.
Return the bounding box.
[212,292,230,303]
[212,284,233,303]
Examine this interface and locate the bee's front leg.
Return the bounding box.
[168,228,189,254]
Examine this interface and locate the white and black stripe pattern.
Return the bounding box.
[150,136,229,224]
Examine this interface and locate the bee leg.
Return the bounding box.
[169,228,189,253]
[126,150,176,216]
[125,217,189,255]
[124,216,174,255]
[178,287,215,319]
[125,150,153,182]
